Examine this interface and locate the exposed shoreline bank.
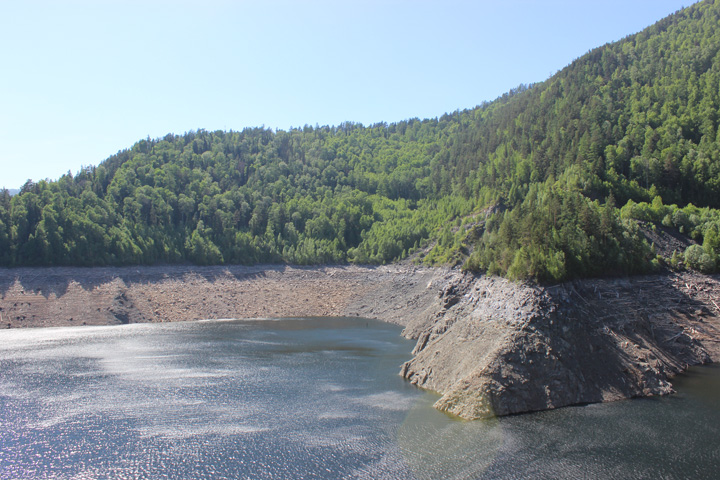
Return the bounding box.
[1,264,719,419]
[0,264,443,329]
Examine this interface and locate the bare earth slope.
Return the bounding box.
[1,265,718,419]
[0,265,437,328]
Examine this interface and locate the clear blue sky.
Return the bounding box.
[1,0,693,190]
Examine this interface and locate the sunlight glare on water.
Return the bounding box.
[0,318,719,479]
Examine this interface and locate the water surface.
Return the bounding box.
[0,318,718,479]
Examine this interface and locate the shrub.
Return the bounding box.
[684,244,716,273]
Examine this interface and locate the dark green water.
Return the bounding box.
[0,318,718,479]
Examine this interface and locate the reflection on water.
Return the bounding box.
[0,318,718,479]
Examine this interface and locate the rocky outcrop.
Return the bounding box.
[397,272,720,419]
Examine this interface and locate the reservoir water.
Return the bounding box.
[0,317,718,479]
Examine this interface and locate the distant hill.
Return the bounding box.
[1,0,719,282]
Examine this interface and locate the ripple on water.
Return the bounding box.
[0,320,719,480]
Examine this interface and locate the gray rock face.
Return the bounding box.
[395,272,719,419]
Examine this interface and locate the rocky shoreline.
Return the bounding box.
[1,265,718,419]
[397,271,720,418]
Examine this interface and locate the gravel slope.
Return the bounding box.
[0,264,439,328]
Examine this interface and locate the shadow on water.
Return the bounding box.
[396,363,720,480]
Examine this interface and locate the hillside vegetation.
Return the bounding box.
[2,0,720,282]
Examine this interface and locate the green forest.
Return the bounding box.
[2,0,720,283]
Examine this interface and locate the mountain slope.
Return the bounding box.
[1,0,720,282]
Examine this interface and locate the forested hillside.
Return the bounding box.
[2,0,720,282]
